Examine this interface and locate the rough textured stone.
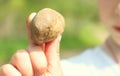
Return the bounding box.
[30,8,65,44]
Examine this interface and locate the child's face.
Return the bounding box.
[98,0,120,39]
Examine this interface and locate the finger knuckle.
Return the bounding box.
[0,64,12,75]
[0,64,22,76]
[12,50,28,63]
[1,64,9,73]
[33,60,47,74]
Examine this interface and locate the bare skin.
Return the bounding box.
[99,0,120,64]
[0,13,63,76]
[1,0,120,76]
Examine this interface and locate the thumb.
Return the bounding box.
[45,35,62,67]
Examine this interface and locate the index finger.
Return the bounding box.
[26,12,36,44]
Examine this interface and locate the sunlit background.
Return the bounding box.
[0,0,109,65]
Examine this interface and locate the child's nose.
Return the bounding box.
[115,3,120,16]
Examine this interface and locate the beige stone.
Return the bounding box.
[30,8,65,44]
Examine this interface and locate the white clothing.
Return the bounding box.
[61,47,120,76]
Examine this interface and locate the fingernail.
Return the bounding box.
[57,35,62,42]
[26,12,37,27]
[28,12,37,22]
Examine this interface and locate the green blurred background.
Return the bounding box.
[0,0,109,65]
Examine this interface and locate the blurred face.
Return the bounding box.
[98,0,120,41]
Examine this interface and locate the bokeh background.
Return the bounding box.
[0,0,109,65]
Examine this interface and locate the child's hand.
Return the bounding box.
[0,13,63,76]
